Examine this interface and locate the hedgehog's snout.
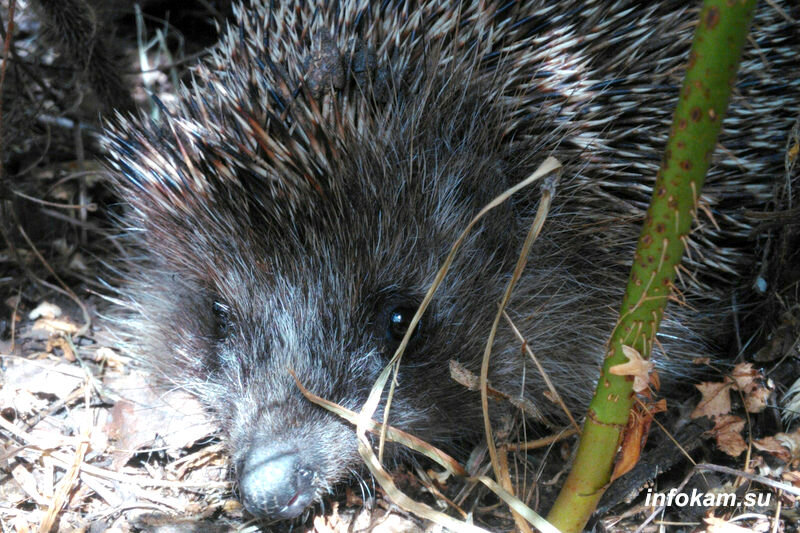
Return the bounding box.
[238,443,316,520]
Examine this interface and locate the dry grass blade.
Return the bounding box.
[292,370,562,533]
[345,156,562,532]
[503,428,579,452]
[38,384,92,533]
[502,311,581,434]
[475,475,561,533]
[290,370,466,477]
[479,165,560,533]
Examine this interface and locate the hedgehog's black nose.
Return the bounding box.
[238,445,315,520]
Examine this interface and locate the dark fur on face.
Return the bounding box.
[105,0,799,521]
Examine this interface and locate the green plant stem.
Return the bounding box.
[546,1,757,531]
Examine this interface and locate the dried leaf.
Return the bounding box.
[0,358,83,410]
[730,363,758,391]
[782,471,800,487]
[711,415,746,458]
[692,379,732,419]
[95,346,126,370]
[611,399,667,482]
[46,337,75,361]
[743,383,770,414]
[753,436,792,463]
[754,428,800,463]
[11,463,49,507]
[449,360,506,400]
[102,371,215,469]
[449,360,540,418]
[727,363,770,414]
[609,345,655,393]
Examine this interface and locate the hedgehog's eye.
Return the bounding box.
[386,305,420,343]
[213,301,232,340]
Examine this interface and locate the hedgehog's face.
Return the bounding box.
[108,47,530,519]
[190,168,513,520]
[115,124,524,522]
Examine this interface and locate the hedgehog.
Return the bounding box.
[103,0,799,523]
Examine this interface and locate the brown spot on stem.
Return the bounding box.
[690,107,703,122]
[680,159,692,171]
[704,7,720,29]
[687,51,697,69]
[655,223,666,234]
